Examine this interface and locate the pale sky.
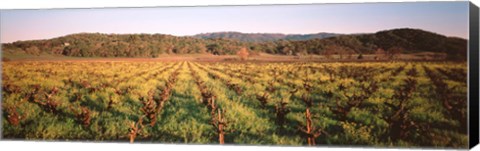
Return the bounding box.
[0,1,469,43]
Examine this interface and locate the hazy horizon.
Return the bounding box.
[1,2,469,43]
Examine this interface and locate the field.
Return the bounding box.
[1,61,468,148]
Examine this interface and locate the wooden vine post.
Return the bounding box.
[300,94,324,146]
[212,108,227,144]
[128,117,144,143]
[141,90,157,127]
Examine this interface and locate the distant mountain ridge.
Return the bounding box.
[193,32,341,42]
[1,28,467,60]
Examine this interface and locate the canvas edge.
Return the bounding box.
[469,1,480,149]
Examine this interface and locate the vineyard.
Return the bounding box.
[1,61,468,148]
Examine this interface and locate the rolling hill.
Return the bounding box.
[1,28,467,60]
[193,32,340,42]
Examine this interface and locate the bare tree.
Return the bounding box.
[237,47,249,61]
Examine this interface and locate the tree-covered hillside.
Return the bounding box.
[193,32,340,42]
[2,33,250,57]
[1,28,467,60]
